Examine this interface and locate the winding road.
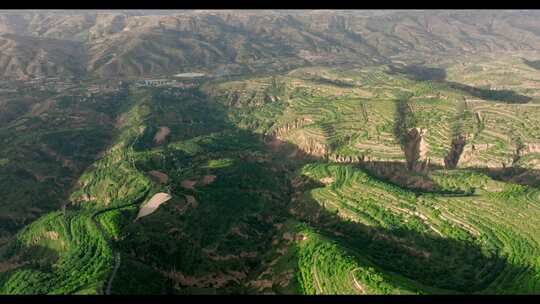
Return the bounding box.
[106,253,121,295]
[90,191,149,295]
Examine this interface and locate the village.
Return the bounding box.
[0,66,249,101]
[133,72,207,88]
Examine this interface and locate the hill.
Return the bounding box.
[1,10,540,78]
[2,52,540,294]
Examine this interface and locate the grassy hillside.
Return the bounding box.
[2,56,540,294]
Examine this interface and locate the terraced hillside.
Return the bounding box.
[0,86,131,245]
[1,54,540,294]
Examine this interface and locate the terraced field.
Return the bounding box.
[2,55,540,294]
[293,163,540,294]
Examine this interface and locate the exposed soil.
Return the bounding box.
[148,170,169,184]
[199,175,216,186]
[180,180,197,190]
[282,232,307,242]
[40,145,77,171]
[524,143,540,154]
[230,226,249,239]
[184,195,198,208]
[266,137,284,152]
[0,257,24,272]
[135,193,172,219]
[153,126,171,144]
[30,99,55,117]
[44,231,59,240]
[205,251,258,261]
[249,279,273,290]
[319,177,334,185]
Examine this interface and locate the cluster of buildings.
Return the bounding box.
[135,72,207,88]
[85,83,123,96]
[136,79,174,87]
[23,76,77,92]
[2,71,213,95]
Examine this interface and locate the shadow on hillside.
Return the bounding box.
[392,98,414,147]
[388,64,532,104]
[447,82,532,104]
[358,160,475,196]
[468,166,540,188]
[307,76,357,88]
[173,82,540,294]
[292,169,536,294]
[262,135,540,293]
[0,242,60,273]
[388,65,447,82]
[5,83,536,295]
[358,158,540,192]
[522,58,540,71]
[263,133,540,293]
[132,88,234,151]
[0,89,135,240]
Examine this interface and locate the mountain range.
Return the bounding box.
[1,10,540,79]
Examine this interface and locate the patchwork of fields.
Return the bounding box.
[1,56,540,294]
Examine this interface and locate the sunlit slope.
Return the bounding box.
[294,163,540,294]
[0,89,155,294]
[207,61,540,175]
[2,56,540,294]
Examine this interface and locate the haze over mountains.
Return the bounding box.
[1,10,540,79]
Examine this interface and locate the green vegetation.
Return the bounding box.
[2,58,540,295]
[204,158,235,169]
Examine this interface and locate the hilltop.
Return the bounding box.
[1,10,540,79]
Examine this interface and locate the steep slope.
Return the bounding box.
[0,33,85,79]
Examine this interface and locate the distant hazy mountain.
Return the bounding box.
[1,10,540,79]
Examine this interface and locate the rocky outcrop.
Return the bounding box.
[266,117,328,158]
[513,143,540,169]
[444,135,467,169]
[270,117,314,138]
[402,128,430,173]
[293,136,328,158]
[459,143,495,166]
[523,143,540,154]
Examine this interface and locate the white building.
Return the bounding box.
[141,79,173,87]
